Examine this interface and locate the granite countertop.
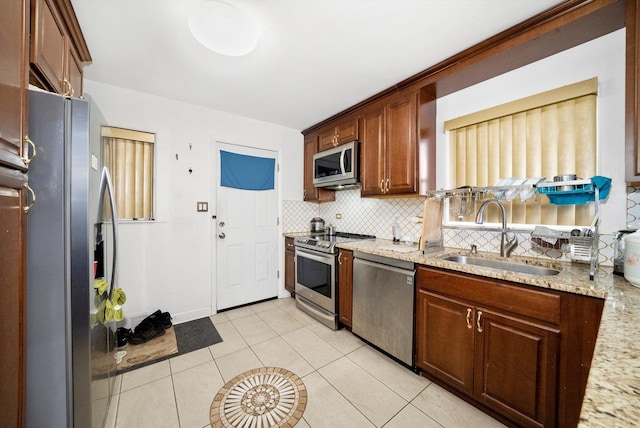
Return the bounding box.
[333,238,640,427]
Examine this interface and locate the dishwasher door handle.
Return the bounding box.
[353,258,415,281]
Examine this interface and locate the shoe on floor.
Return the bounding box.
[115,327,131,349]
[128,320,165,345]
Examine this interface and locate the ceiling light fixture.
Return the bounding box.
[187,0,260,56]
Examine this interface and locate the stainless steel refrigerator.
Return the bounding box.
[26,89,118,428]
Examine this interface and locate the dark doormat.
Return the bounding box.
[174,316,223,354]
[115,316,223,375]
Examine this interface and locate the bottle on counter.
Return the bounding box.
[392,216,402,243]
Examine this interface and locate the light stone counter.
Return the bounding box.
[336,238,640,427]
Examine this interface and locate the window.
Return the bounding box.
[444,78,597,227]
[101,126,155,220]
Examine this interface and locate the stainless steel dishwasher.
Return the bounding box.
[352,251,415,367]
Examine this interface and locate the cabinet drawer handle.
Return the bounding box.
[466,308,472,329]
[476,310,483,333]
[23,182,36,213]
[22,136,36,165]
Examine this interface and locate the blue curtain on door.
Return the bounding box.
[220,150,275,191]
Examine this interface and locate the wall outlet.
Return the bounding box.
[412,216,423,223]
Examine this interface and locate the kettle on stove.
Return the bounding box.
[614,229,637,276]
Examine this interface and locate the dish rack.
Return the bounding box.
[533,176,610,280]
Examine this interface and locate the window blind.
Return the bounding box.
[102,127,155,220]
[445,79,597,226]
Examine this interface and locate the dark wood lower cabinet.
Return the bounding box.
[475,308,559,428]
[416,266,602,428]
[284,237,295,296]
[0,172,28,427]
[338,249,353,328]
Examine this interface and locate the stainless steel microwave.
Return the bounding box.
[312,141,359,189]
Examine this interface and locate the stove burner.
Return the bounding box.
[293,231,375,254]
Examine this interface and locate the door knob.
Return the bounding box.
[218,232,226,239]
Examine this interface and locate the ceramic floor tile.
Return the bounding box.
[383,404,442,428]
[280,302,321,326]
[208,320,248,359]
[214,347,263,382]
[230,313,278,346]
[412,383,507,428]
[296,417,311,428]
[222,305,255,321]
[173,360,225,428]
[120,360,171,392]
[103,394,118,428]
[115,376,179,428]
[348,345,430,401]
[251,336,315,377]
[247,298,279,313]
[282,327,343,369]
[169,347,213,374]
[302,371,375,428]
[273,296,296,307]
[256,306,305,335]
[307,323,365,354]
[319,357,407,427]
[209,312,229,324]
[111,374,122,396]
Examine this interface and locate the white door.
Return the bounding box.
[215,142,278,310]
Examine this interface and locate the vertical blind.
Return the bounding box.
[102,127,155,220]
[444,79,597,226]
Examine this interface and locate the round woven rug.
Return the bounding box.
[210,367,307,427]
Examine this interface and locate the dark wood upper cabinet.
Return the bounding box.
[626,0,640,181]
[0,0,29,172]
[29,0,91,97]
[303,133,335,203]
[360,91,418,196]
[318,116,359,151]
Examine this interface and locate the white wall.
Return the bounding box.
[85,80,303,325]
[437,29,626,234]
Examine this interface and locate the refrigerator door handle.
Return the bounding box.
[96,167,118,297]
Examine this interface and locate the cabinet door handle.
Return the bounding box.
[62,78,75,98]
[476,310,483,333]
[22,136,36,165]
[23,182,36,213]
[385,178,390,193]
[466,308,472,329]
[338,252,342,265]
[380,179,385,193]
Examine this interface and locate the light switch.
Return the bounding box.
[91,154,98,171]
[197,202,209,212]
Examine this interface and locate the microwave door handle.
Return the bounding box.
[340,149,346,174]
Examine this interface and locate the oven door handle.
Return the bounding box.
[295,247,335,264]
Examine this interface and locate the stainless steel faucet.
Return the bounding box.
[475,199,518,257]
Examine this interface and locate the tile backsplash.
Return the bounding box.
[283,186,640,268]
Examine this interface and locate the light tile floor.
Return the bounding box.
[104,297,506,428]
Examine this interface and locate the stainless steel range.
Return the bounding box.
[294,232,374,329]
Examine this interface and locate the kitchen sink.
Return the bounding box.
[441,255,560,276]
